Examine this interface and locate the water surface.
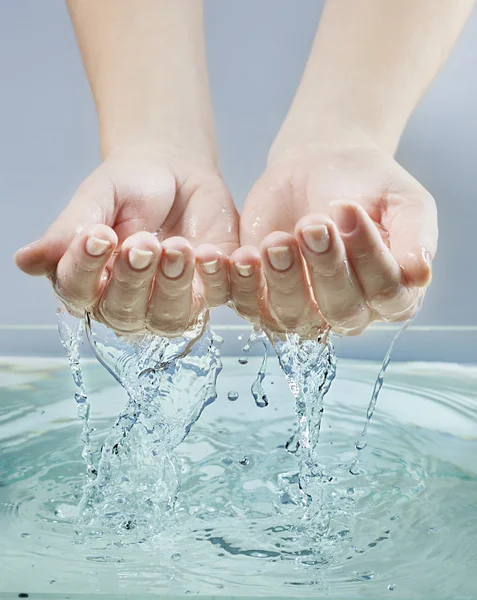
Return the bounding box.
[1,356,476,598]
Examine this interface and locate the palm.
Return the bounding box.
[241,147,435,257]
[93,152,239,256]
[232,146,437,336]
[15,150,239,336]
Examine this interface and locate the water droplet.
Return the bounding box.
[74,392,87,404]
[349,464,360,476]
[347,487,355,495]
[237,335,243,341]
[238,357,248,365]
[239,456,250,466]
[428,526,438,534]
[388,583,396,591]
[171,553,181,561]
[222,457,233,466]
[218,477,225,484]
[50,580,56,585]
[20,533,30,538]
[356,439,367,451]
[254,394,268,408]
[227,391,239,401]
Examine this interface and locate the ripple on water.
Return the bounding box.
[1,355,477,597]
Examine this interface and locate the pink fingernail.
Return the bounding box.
[86,236,111,257]
[331,203,358,234]
[267,246,292,271]
[236,263,254,277]
[201,259,219,274]
[129,247,153,270]
[163,248,185,278]
[302,225,330,253]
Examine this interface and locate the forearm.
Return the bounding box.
[67,0,217,164]
[272,0,475,157]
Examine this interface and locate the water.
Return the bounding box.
[1,355,477,597]
[63,310,224,537]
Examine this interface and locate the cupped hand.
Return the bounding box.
[15,148,238,336]
[232,145,437,336]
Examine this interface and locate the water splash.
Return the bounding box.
[58,308,223,538]
[272,331,337,508]
[57,306,96,481]
[350,321,411,475]
[243,330,269,408]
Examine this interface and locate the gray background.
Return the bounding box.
[1,0,476,337]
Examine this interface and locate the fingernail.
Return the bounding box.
[302,225,330,253]
[129,247,153,270]
[236,263,253,277]
[331,203,358,234]
[201,259,219,274]
[163,248,185,278]
[267,246,292,271]
[86,236,111,257]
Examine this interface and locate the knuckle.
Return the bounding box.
[311,262,345,281]
[147,310,191,336]
[112,276,148,293]
[155,286,191,302]
[232,280,259,295]
[352,245,385,263]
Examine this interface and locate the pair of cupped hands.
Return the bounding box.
[14,142,437,338]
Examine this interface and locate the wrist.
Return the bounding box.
[101,140,221,176]
[269,108,401,166]
[100,127,219,171]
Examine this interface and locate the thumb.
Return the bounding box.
[14,176,115,277]
[384,190,438,288]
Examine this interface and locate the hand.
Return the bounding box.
[232,145,436,336]
[15,147,238,336]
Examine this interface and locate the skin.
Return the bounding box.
[14,0,476,337]
[232,0,475,335]
[14,1,239,336]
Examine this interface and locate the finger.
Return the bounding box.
[96,232,162,334]
[296,216,372,335]
[54,225,118,315]
[146,237,200,336]
[383,189,437,288]
[260,232,321,332]
[330,201,421,321]
[229,246,263,323]
[14,174,115,277]
[195,244,230,308]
